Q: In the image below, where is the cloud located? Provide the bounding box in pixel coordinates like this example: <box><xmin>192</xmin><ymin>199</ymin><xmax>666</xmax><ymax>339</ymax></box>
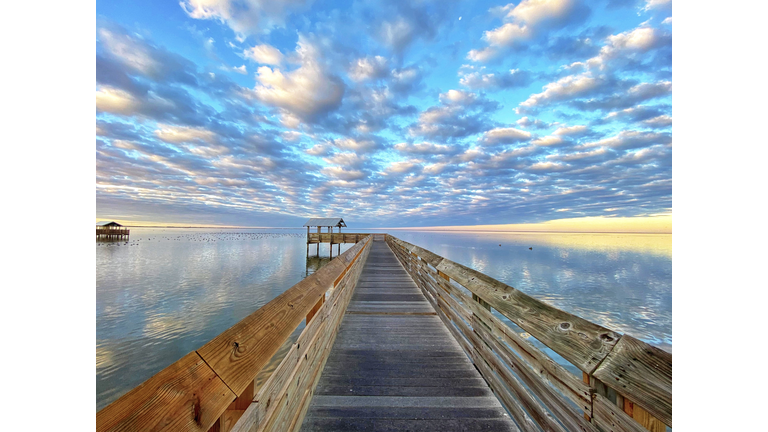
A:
<box><xmin>581</xmin><ymin>130</ymin><xmax>671</xmax><ymax>150</ymax></box>
<box><xmin>642</xmin><ymin>115</ymin><xmax>672</xmax><ymax>128</ymax></box>
<box><xmin>479</xmin><ymin>127</ymin><xmax>532</xmax><ymax>146</ymax></box>
<box><xmin>572</xmin><ymin>80</ymin><xmax>671</xmax><ymax>111</ymax></box>
<box><xmin>408</xmin><ymin>91</ymin><xmax>499</xmax><ymax>141</ymax></box>
<box><xmin>468</xmin><ymin>0</ymin><xmax>591</xmax><ymax>61</ymax></box>
<box><xmin>244</xmin><ymin>44</ymin><xmax>284</xmax><ymax>65</ymax></box>
<box><xmin>394</xmin><ymin>142</ymin><xmax>458</xmax><ymax>155</ymax></box>
<box><xmin>154</xmin><ymin>124</ymin><xmax>217</xmax><ymax>144</ymax></box>
<box><xmin>349</xmin><ymin>56</ymin><xmax>389</xmax><ymax>82</ymax></box>
<box><xmin>516</xmin><ymin>116</ymin><xmax>551</xmax><ymax>129</ymax></box>
<box><xmin>519</xmin><ymin>73</ymin><xmax>605</xmax><ymax>109</ymax></box>
<box><xmin>388</xmin><ymin>65</ymin><xmax>423</xmax><ymax>94</ymax></box>
<box><xmin>180</xmin><ymin>0</ymin><xmax>313</xmax><ymax>39</ymax></box>
<box><xmin>459</xmin><ymin>68</ymin><xmax>534</xmax><ymax>90</ymax></box>
<box><xmin>251</xmin><ymin>36</ymin><xmax>345</xmax><ymax>124</ymax></box>
<box><xmin>553</xmin><ymin>125</ymin><xmax>589</xmax><ymax>137</ymax></box>
<box><xmin>531</xmin><ymin>135</ymin><xmax>565</xmax><ymax>146</ymax></box>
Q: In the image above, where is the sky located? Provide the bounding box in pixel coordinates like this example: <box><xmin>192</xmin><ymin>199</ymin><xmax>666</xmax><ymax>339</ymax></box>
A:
<box><xmin>95</xmin><ymin>0</ymin><xmax>672</xmax><ymax>228</ymax></box>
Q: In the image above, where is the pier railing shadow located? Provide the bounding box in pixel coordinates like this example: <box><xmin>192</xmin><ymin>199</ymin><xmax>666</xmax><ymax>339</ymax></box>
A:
<box><xmin>386</xmin><ymin>234</ymin><xmax>671</xmax><ymax>432</ymax></box>
<box><xmin>96</xmin><ymin>235</ymin><xmax>373</xmax><ymax>432</ymax></box>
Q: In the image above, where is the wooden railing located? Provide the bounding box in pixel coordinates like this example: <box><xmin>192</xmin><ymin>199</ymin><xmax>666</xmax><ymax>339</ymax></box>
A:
<box><xmin>307</xmin><ymin>233</ymin><xmax>369</xmax><ymax>244</ymax></box>
<box><xmin>96</xmin><ymin>235</ymin><xmax>373</xmax><ymax>432</ymax></box>
<box><xmin>386</xmin><ymin>235</ymin><xmax>671</xmax><ymax>432</ymax></box>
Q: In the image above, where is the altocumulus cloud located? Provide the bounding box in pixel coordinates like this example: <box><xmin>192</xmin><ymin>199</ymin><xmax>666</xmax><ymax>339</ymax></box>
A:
<box><xmin>96</xmin><ymin>0</ymin><xmax>672</xmax><ymax>227</ymax></box>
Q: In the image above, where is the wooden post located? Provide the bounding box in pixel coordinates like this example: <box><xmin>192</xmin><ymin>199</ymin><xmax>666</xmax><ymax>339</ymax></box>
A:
<box><xmin>583</xmin><ymin>373</ymin><xmax>592</xmax><ymax>422</ymax></box>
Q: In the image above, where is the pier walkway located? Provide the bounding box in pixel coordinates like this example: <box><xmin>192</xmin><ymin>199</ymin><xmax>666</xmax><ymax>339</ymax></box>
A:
<box><xmin>301</xmin><ymin>238</ymin><xmax>516</xmax><ymax>431</ymax></box>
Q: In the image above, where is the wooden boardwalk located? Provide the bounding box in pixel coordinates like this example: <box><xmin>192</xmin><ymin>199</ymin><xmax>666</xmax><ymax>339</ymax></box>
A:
<box><xmin>300</xmin><ymin>238</ymin><xmax>518</xmax><ymax>431</ymax></box>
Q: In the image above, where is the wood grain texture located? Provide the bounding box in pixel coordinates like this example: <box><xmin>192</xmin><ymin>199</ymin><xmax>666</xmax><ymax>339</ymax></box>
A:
<box><xmin>592</xmin><ymin>394</ymin><xmax>650</xmax><ymax>432</ymax></box>
<box><xmin>96</xmin><ymin>352</ymin><xmax>236</xmax><ymax>432</ymax></box>
<box><xmin>592</xmin><ymin>335</ymin><xmax>671</xmax><ymax>427</ymax></box>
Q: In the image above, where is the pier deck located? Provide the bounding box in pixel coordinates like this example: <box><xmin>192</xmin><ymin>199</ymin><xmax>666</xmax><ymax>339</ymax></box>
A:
<box><xmin>300</xmin><ymin>238</ymin><xmax>517</xmax><ymax>431</ymax></box>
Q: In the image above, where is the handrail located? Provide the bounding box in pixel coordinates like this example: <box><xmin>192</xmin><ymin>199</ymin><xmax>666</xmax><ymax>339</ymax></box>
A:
<box><xmin>386</xmin><ymin>234</ymin><xmax>671</xmax><ymax>431</ymax></box>
<box><xmin>97</xmin><ymin>235</ymin><xmax>373</xmax><ymax>432</ymax></box>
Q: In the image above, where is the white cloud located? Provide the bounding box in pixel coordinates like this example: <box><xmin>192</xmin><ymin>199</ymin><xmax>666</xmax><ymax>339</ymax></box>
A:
<box><xmin>469</xmin><ymin>0</ymin><xmax>586</xmax><ymax>61</ymax></box>
<box><xmin>439</xmin><ymin>89</ymin><xmax>477</xmax><ymax>105</ymax></box>
<box><xmin>642</xmin><ymin>115</ymin><xmax>672</xmax><ymax>127</ymax></box>
<box><xmin>553</xmin><ymin>125</ymin><xmax>588</xmax><ymax>136</ymax></box>
<box><xmin>252</xmin><ymin>37</ymin><xmax>344</xmax><ymax>123</ymax></box>
<box><xmin>180</xmin><ymin>0</ymin><xmax>312</xmax><ymax>38</ymax></box>
<box><xmin>479</xmin><ymin>127</ymin><xmax>532</xmax><ymax>146</ymax></box>
<box><xmin>321</xmin><ymin>166</ymin><xmax>366</xmax><ymax>181</ymax></box>
<box><xmin>154</xmin><ymin>125</ymin><xmax>216</xmax><ymax>143</ymax></box>
<box><xmin>333</xmin><ymin>137</ymin><xmax>378</xmax><ymax>153</ymax></box>
<box><xmin>519</xmin><ymin>73</ymin><xmax>599</xmax><ymax>108</ymax></box>
<box><xmin>394</xmin><ymin>142</ymin><xmax>455</xmax><ymax>155</ymax></box>
<box><xmin>467</xmin><ymin>47</ymin><xmax>498</xmax><ymax>62</ymax></box>
<box><xmin>645</xmin><ymin>0</ymin><xmax>671</xmax><ymax>11</ymax></box>
<box><xmin>96</xmin><ymin>87</ymin><xmax>139</xmax><ymax>115</ymax></box>
<box><xmin>244</xmin><ymin>44</ymin><xmax>284</xmax><ymax>65</ymax></box>
<box><xmin>349</xmin><ymin>56</ymin><xmax>388</xmax><ymax>82</ymax></box>
<box><xmin>532</xmin><ymin>135</ymin><xmax>564</xmax><ymax>146</ymax></box>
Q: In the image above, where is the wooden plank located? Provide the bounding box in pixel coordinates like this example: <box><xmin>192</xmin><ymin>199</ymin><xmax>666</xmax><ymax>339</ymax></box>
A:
<box><xmin>592</xmin><ymin>394</ymin><xmax>649</xmax><ymax>432</ymax></box>
<box><xmin>592</xmin><ymin>335</ymin><xmax>671</xmax><ymax>427</ymax></box>
<box><xmin>471</xmin><ymin>347</ymin><xmax>539</xmax><ymax>432</ymax></box>
<box><xmin>97</xmin><ymin>352</ymin><xmax>236</xmax><ymax>432</ymax></box>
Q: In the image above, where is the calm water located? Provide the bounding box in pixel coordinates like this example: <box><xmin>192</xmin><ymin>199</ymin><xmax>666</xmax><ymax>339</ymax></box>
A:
<box><xmin>96</xmin><ymin>228</ymin><xmax>671</xmax><ymax>410</ymax></box>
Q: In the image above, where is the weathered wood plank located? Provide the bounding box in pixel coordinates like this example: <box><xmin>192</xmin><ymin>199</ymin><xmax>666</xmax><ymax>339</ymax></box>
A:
<box><xmin>96</xmin><ymin>352</ymin><xmax>236</xmax><ymax>432</ymax></box>
<box><xmin>592</xmin><ymin>335</ymin><xmax>671</xmax><ymax>427</ymax></box>
<box><xmin>592</xmin><ymin>394</ymin><xmax>649</xmax><ymax>432</ymax></box>
<box><xmin>623</xmin><ymin>400</ymin><xmax>665</xmax><ymax>432</ymax></box>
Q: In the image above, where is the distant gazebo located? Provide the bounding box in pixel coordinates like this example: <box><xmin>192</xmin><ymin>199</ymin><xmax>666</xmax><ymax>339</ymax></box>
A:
<box><xmin>303</xmin><ymin>218</ymin><xmax>348</xmax><ymax>256</ymax></box>
<box><xmin>96</xmin><ymin>221</ymin><xmax>130</xmax><ymax>239</ymax></box>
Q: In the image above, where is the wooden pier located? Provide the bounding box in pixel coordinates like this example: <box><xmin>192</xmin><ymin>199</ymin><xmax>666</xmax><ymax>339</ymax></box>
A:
<box><xmin>96</xmin><ymin>221</ymin><xmax>129</xmax><ymax>240</ymax></box>
<box><xmin>96</xmin><ymin>234</ymin><xmax>671</xmax><ymax>432</ymax></box>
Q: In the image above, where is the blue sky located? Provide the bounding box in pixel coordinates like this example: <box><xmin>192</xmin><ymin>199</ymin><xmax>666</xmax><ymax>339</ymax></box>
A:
<box><xmin>95</xmin><ymin>0</ymin><xmax>672</xmax><ymax>227</ymax></box>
